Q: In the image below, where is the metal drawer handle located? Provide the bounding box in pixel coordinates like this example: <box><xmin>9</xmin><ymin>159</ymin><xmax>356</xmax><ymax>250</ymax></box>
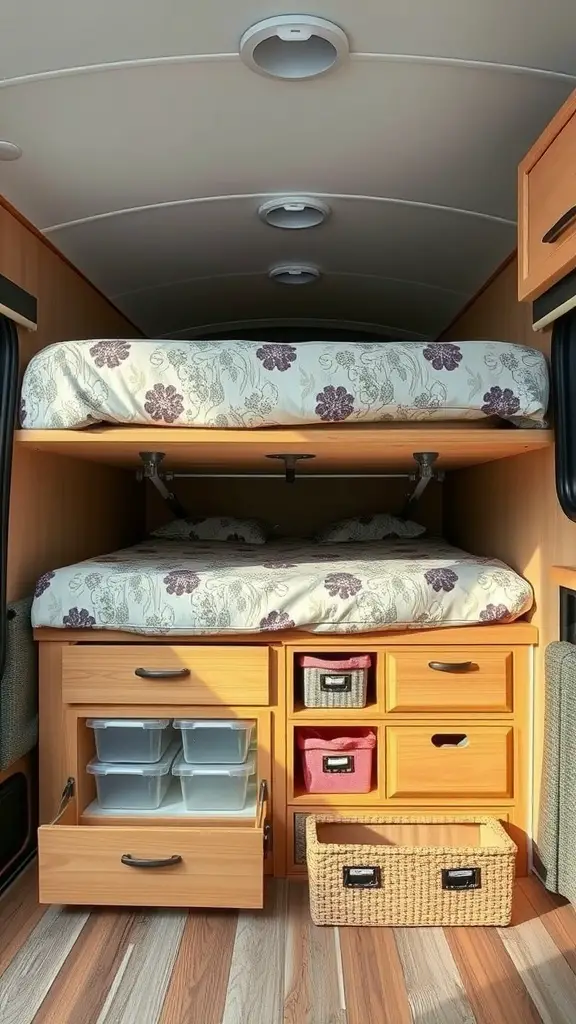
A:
<box><xmin>428</xmin><ymin>661</ymin><xmax>472</xmax><ymax>673</ymax></box>
<box><xmin>121</xmin><ymin>854</ymin><xmax>182</xmax><ymax>868</ymax></box>
<box><xmin>431</xmin><ymin>734</ymin><xmax>469</xmax><ymax>748</ymax></box>
<box><xmin>134</xmin><ymin>667</ymin><xmax>191</xmax><ymax>679</ymax></box>
<box><xmin>542</xmin><ymin>206</ymin><xmax>576</xmax><ymax>244</ymax></box>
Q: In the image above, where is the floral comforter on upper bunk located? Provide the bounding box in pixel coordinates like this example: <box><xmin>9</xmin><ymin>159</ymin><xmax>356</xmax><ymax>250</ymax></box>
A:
<box><xmin>19</xmin><ymin>339</ymin><xmax>549</xmax><ymax>429</ymax></box>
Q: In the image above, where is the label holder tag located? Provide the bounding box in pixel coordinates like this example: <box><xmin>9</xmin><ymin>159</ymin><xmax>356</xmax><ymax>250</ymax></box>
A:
<box><xmin>343</xmin><ymin>866</ymin><xmax>381</xmax><ymax>889</ymax></box>
<box><xmin>441</xmin><ymin>867</ymin><xmax>481</xmax><ymax>891</ymax></box>
<box><xmin>322</xmin><ymin>754</ymin><xmax>354</xmax><ymax>774</ymax></box>
<box><xmin>320</xmin><ymin>672</ymin><xmax>353</xmax><ymax>693</ymax></box>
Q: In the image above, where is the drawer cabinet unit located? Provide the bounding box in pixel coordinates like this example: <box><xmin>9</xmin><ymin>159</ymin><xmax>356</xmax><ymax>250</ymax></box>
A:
<box><xmin>385</xmin><ymin>725</ymin><xmax>514</xmax><ymax>801</ymax></box>
<box><xmin>385</xmin><ymin>648</ymin><xmax>514</xmax><ymax>713</ymax></box>
<box><xmin>518</xmin><ymin>89</ymin><xmax>576</xmax><ymax>301</ymax></box>
<box><xmin>62</xmin><ymin>645</ymin><xmax>270</xmax><ymax>705</ymax></box>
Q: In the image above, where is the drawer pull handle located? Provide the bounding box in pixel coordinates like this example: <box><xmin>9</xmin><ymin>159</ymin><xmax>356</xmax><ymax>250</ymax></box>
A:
<box><xmin>134</xmin><ymin>667</ymin><xmax>191</xmax><ymax>679</ymax></box>
<box><xmin>121</xmin><ymin>854</ymin><xmax>182</xmax><ymax>868</ymax></box>
<box><xmin>428</xmin><ymin>661</ymin><xmax>472</xmax><ymax>673</ymax></box>
<box><xmin>431</xmin><ymin>733</ymin><xmax>469</xmax><ymax>748</ymax></box>
<box><xmin>542</xmin><ymin>206</ymin><xmax>576</xmax><ymax>244</ymax></box>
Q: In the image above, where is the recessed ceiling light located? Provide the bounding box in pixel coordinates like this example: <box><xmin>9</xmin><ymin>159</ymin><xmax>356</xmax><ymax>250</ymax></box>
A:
<box><xmin>240</xmin><ymin>16</ymin><xmax>349</xmax><ymax>81</ymax></box>
<box><xmin>269</xmin><ymin>264</ymin><xmax>321</xmax><ymax>285</ymax></box>
<box><xmin>259</xmin><ymin>197</ymin><xmax>331</xmax><ymax>230</ymax></box>
<box><xmin>0</xmin><ymin>141</ymin><xmax>22</xmax><ymax>162</ymax></box>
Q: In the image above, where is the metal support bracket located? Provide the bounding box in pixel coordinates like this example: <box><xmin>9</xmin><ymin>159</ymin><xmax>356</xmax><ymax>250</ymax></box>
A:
<box><xmin>265</xmin><ymin>453</ymin><xmax>315</xmax><ymax>484</ymax></box>
<box><xmin>401</xmin><ymin>452</ymin><xmax>445</xmax><ymax>518</ymax></box>
<box><xmin>137</xmin><ymin>452</ymin><xmax>189</xmax><ymax>518</ymax></box>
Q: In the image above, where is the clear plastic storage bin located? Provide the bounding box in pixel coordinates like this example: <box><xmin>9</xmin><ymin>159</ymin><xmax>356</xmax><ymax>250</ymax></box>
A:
<box><xmin>87</xmin><ymin>741</ymin><xmax>180</xmax><ymax>810</ymax></box>
<box><xmin>87</xmin><ymin>718</ymin><xmax>173</xmax><ymax>764</ymax></box>
<box><xmin>172</xmin><ymin>754</ymin><xmax>255</xmax><ymax>811</ymax></box>
<box><xmin>174</xmin><ymin>719</ymin><xmax>254</xmax><ymax>764</ymax></box>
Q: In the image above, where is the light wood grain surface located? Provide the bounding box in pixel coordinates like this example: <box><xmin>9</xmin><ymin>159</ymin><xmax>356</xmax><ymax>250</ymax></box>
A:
<box><xmin>2</xmin><ymin>873</ymin><xmax>576</xmax><ymax>1022</ymax></box>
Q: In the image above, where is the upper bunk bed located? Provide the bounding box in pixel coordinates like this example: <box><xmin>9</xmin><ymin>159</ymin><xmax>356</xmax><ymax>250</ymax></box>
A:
<box><xmin>16</xmin><ymin>338</ymin><xmax>553</xmax><ymax>472</ymax></box>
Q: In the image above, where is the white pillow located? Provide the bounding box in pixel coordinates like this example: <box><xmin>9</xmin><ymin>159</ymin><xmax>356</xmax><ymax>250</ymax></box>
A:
<box><xmin>151</xmin><ymin>516</ymin><xmax>270</xmax><ymax>544</ymax></box>
<box><xmin>315</xmin><ymin>513</ymin><xmax>426</xmax><ymax>543</ymax></box>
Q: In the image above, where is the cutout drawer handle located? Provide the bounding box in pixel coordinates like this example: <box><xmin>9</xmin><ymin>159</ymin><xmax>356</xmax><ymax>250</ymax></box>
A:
<box><xmin>121</xmin><ymin>854</ymin><xmax>182</xmax><ymax>868</ymax></box>
<box><xmin>134</xmin><ymin>667</ymin><xmax>191</xmax><ymax>679</ymax></box>
<box><xmin>431</xmin><ymin>733</ymin><xmax>469</xmax><ymax>748</ymax></box>
<box><xmin>428</xmin><ymin>661</ymin><xmax>472</xmax><ymax>673</ymax></box>
<box><xmin>542</xmin><ymin>206</ymin><xmax>576</xmax><ymax>244</ymax></box>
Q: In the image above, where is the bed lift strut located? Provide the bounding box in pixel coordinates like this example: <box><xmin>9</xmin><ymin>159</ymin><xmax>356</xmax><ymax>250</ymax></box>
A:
<box><xmin>136</xmin><ymin>450</ymin><xmax>444</xmax><ymax>517</ymax></box>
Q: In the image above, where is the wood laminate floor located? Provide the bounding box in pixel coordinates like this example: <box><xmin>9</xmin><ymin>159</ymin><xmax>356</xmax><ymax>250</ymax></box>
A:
<box><xmin>1</xmin><ymin>867</ymin><xmax>576</xmax><ymax>1024</ymax></box>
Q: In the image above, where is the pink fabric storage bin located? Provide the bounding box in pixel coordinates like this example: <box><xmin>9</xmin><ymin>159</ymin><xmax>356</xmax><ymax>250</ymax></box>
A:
<box><xmin>297</xmin><ymin>728</ymin><xmax>376</xmax><ymax>794</ymax></box>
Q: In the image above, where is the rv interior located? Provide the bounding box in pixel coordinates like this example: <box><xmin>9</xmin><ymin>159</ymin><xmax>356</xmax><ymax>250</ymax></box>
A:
<box><xmin>1</xmin><ymin>4</ymin><xmax>576</xmax><ymax>1022</ymax></box>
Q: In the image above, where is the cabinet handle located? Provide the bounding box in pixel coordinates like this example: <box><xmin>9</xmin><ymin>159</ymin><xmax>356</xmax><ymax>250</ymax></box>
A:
<box><xmin>121</xmin><ymin>854</ymin><xmax>182</xmax><ymax>868</ymax></box>
<box><xmin>134</xmin><ymin>667</ymin><xmax>191</xmax><ymax>679</ymax></box>
<box><xmin>431</xmin><ymin>734</ymin><xmax>469</xmax><ymax>748</ymax></box>
<box><xmin>542</xmin><ymin>206</ymin><xmax>576</xmax><ymax>244</ymax></box>
<box><xmin>428</xmin><ymin>661</ymin><xmax>472</xmax><ymax>673</ymax></box>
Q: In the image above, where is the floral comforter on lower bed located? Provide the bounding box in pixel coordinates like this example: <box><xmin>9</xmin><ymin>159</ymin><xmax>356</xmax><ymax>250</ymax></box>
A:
<box><xmin>20</xmin><ymin>338</ymin><xmax>548</xmax><ymax>429</ymax></box>
<box><xmin>31</xmin><ymin>538</ymin><xmax>533</xmax><ymax>635</ymax></box>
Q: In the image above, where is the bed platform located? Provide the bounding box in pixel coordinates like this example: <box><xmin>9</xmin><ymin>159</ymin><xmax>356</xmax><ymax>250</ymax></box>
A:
<box><xmin>32</xmin><ymin>537</ymin><xmax>533</xmax><ymax>636</ymax></box>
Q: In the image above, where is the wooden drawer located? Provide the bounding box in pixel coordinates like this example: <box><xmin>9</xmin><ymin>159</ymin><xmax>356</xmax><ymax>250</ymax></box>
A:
<box><xmin>288</xmin><ymin>805</ymin><xmax>512</xmax><ymax>873</ymax></box>
<box><xmin>386</xmin><ymin>725</ymin><xmax>513</xmax><ymax>800</ymax></box>
<box><xmin>385</xmin><ymin>648</ymin><xmax>513</xmax><ymax>713</ymax></box>
<box><xmin>519</xmin><ymin>92</ymin><xmax>576</xmax><ymax>301</ymax></box>
<box><xmin>62</xmin><ymin>645</ymin><xmax>270</xmax><ymax>705</ymax></box>
<box><xmin>38</xmin><ymin>780</ymin><xmax>270</xmax><ymax>908</ymax></box>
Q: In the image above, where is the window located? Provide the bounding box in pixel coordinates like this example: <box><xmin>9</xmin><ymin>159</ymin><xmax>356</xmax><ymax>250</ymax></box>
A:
<box><xmin>551</xmin><ymin>308</ymin><xmax>576</xmax><ymax>521</ymax></box>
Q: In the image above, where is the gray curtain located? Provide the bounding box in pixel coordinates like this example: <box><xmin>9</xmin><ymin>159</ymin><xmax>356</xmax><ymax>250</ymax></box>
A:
<box><xmin>0</xmin><ymin>596</ymin><xmax>37</xmax><ymax>772</ymax></box>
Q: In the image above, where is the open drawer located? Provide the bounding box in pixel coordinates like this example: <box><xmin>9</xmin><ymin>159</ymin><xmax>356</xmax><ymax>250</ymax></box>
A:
<box><xmin>38</xmin><ymin>781</ymin><xmax>270</xmax><ymax>908</ymax></box>
<box><xmin>38</xmin><ymin>707</ymin><xmax>272</xmax><ymax>908</ymax></box>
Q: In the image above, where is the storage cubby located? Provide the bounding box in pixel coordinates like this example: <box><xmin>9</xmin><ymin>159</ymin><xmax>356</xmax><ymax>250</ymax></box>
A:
<box><xmin>288</xmin><ymin>646</ymin><xmax>381</xmax><ymax>718</ymax></box>
<box><xmin>290</xmin><ymin>724</ymin><xmax>380</xmax><ymax>804</ymax></box>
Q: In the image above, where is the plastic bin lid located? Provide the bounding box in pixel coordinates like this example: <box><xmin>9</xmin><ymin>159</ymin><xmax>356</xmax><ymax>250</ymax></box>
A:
<box><xmin>173</xmin><ymin>719</ymin><xmax>254</xmax><ymax>731</ymax></box>
<box><xmin>87</xmin><ymin>740</ymin><xmax>181</xmax><ymax>776</ymax></box>
<box><xmin>87</xmin><ymin>718</ymin><xmax>171</xmax><ymax>730</ymax></box>
<box><xmin>172</xmin><ymin>753</ymin><xmax>256</xmax><ymax>777</ymax></box>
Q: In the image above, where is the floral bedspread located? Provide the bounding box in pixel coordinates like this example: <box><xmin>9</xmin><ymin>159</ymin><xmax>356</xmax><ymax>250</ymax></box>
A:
<box><xmin>31</xmin><ymin>538</ymin><xmax>533</xmax><ymax>635</ymax></box>
<box><xmin>20</xmin><ymin>339</ymin><xmax>548</xmax><ymax>429</ymax></box>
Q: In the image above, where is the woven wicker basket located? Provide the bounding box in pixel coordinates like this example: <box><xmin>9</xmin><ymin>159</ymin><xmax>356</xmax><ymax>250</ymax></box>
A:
<box><xmin>306</xmin><ymin>814</ymin><xmax>516</xmax><ymax>927</ymax></box>
<box><xmin>299</xmin><ymin>655</ymin><xmax>370</xmax><ymax>709</ymax></box>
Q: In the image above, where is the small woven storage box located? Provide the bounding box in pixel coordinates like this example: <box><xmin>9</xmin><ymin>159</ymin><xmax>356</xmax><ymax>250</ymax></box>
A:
<box><xmin>299</xmin><ymin>654</ymin><xmax>371</xmax><ymax>708</ymax></box>
<box><xmin>306</xmin><ymin>814</ymin><xmax>516</xmax><ymax>927</ymax></box>
<box><xmin>297</xmin><ymin>729</ymin><xmax>376</xmax><ymax>794</ymax></box>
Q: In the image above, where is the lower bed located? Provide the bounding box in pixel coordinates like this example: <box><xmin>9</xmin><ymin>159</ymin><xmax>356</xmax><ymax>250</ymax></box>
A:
<box><xmin>31</xmin><ymin>538</ymin><xmax>533</xmax><ymax>635</ymax></box>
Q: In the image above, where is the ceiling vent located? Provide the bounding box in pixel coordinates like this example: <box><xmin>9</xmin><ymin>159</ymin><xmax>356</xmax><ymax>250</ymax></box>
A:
<box><xmin>269</xmin><ymin>264</ymin><xmax>322</xmax><ymax>285</ymax></box>
<box><xmin>259</xmin><ymin>197</ymin><xmax>331</xmax><ymax>229</ymax></box>
<box><xmin>0</xmin><ymin>141</ymin><xmax>22</xmax><ymax>161</ymax></box>
<box><xmin>239</xmin><ymin>16</ymin><xmax>349</xmax><ymax>81</ymax></box>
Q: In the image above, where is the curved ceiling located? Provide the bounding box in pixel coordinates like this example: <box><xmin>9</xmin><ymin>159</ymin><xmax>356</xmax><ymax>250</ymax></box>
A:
<box><xmin>0</xmin><ymin>2</ymin><xmax>574</xmax><ymax>338</ymax></box>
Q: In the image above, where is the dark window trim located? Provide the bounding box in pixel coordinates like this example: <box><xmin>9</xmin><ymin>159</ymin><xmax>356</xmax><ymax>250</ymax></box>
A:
<box><xmin>0</xmin><ymin>316</ymin><xmax>19</xmax><ymax>681</ymax></box>
<box><xmin>560</xmin><ymin>586</ymin><xmax>576</xmax><ymax>644</ymax></box>
<box><xmin>551</xmin><ymin>308</ymin><xmax>576</xmax><ymax>521</ymax></box>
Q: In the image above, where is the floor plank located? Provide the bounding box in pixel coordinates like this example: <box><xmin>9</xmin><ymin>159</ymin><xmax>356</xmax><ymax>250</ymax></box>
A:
<box><xmin>445</xmin><ymin>926</ymin><xmax>543</xmax><ymax>1024</ymax></box>
<box><xmin>498</xmin><ymin>885</ymin><xmax>576</xmax><ymax>1024</ymax></box>
<box><xmin>221</xmin><ymin>880</ymin><xmax>287</xmax><ymax>1024</ymax></box>
<box><xmin>31</xmin><ymin>910</ymin><xmax>135</xmax><ymax>1024</ymax></box>
<box><xmin>0</xmin><ymin>905</ymin><xmax>89</xmax><ymax>1024</ymax></box>
<box><xmin>158</xmin><ymin>910</ymin><xmax>237</xmax><ymax>1024</ymax></box>
<box><xmin>94</xmin><ymin>909</ymin><xmax>187</xmax><ymax>1024</ymax></box>
<box><xmin>340</xmin><ymin>926</ymin><xmax>412</xmax><ymax>1024</ymax></box>
<box><xmin>394</xmin><ymin>927</ymin><xmax>477</xmax><ymax>1024</ymax></box>
<box><xmin>283</xmin><ymin>882</ymin><xmax>346</xmax><ymax>1024</ymax></box>
<box><xmin>519</xmin><ymin>876</ymin><xmax>576</xmax><ymax>974</ymax></box>
<box><xmin>0</xmin><ymin>865</ymin><xmax>46</xmax><ymax>979</ymax></box>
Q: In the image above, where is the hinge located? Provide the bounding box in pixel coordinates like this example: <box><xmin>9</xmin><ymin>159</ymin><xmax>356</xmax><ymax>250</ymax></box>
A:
<box><xmin>264</xmin><ymin>821</ymin><xmax>273</xmax><ymax>855</ymax></box>
<box><xmin>51</xmin><ymin>777</ymin><xmax>75</xmax><ymax>825</ymax></box>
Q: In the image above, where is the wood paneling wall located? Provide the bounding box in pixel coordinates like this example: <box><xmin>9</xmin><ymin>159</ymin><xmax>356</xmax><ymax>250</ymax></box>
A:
<box><xmin>440</xmin><ymin>256</ymin><xmax>575</xmax><ymax>828</ymax></box>
<box><xmin>146</xmin><ymin>477</ymin><xmax>443</xmax><ymax>538</ymax></box>
<box><xmin>0</xmin><ymin>200</ymin><xmax>144</xmax><ymax>603</ymax></box>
